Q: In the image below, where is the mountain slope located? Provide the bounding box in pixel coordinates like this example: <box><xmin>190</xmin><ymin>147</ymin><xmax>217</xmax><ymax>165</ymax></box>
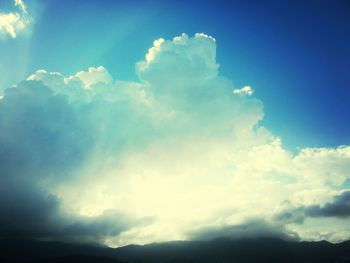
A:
<box><xmin>0</xmin><ymin>238</ymin><xmax>350</xmax><ymax>263</ymax></box>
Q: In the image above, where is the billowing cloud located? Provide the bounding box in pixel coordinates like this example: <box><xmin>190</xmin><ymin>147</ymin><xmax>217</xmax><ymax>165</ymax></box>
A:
<box><xmin>0</xmin><ymin>33</ymin><xmax>349</xmax><ymax>246</ymax></box>
<box><xmin>0</xmin><ymin>0</ymin><xmax>30</xmax><ymax>38</ymax></box>
<box><xmin>0</xmin><ymin>80</ymin><xmax>138</xmax><ymax>242</ymax></box>
<box><xmin>233</xmin><ymin>86</ymin><xmax>254</xmax><ymax>96</ymax></box>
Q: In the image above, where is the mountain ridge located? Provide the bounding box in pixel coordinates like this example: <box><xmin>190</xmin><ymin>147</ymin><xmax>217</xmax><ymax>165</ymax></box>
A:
<box><xmin>1</xmin><ymin>237</ymin><xmax>350</xmax><ymax>263</ymax></box>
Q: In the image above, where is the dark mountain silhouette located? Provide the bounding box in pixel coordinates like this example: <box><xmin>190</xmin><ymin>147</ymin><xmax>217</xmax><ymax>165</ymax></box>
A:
<box><xmin>0</xmin><ymin>237</ymin><xmax>350</xmax><ymax>263</ymax></box>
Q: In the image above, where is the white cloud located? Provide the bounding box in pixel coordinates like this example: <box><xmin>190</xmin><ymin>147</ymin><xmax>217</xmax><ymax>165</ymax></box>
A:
<box><xmin>145</xmin><ymin>38</ymin><xmax>165</xmax><ymax>63</ymax></box>
<box><xmin>0</xmin><ymin>0</ymin><xmax>29</xmax><ymax>38</ymax></box>
<box><xmin>234</xmin><ymin>85</ymin><xmax>254</xmax><ymax>96</ymax></box>
<box><xmin>195</xmin><ymin>32</ymin><xmax>216</xmax><ymax>42</ymax></box>
<box><xmin>14</xmin><ymin>0</ymin><xmax>27</xmax><ymax>13</ymax></box>
<box><xmin>74</xmin><ymin>66</ymin><xmax>113</xmax><ymax>89</ymax></box>
<box><xmin>1</xmin><ymin>33</ymin><xmax>350</xmax><ymax>246</ymax></box>
<box><xmin>137</xmin><ymin>33</ymin><xmax>219</xmax><ymax>86</ymax></box>
<box><xmin>28</xmin><ymin>67</ymin><xmax>120</xmax><ymax>102</ymax></box>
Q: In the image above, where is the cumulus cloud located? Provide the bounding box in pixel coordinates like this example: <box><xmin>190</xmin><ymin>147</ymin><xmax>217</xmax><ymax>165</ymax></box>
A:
<box><xmin>0</xmin><ymin>76</ymin><xmax>157</xmax><ymax>241</ymax></box>
<box><xmin>0</xmin><ymin>0</ymin><xmax>30</xmax><ymax>38</ymax></box>
<box><xmin>233</xmin><ymin>85</ymin><xmax>254</xmax><ymax>96</ymax></box>
<box><xmin>137</xmin><ymin>33</ymin><xmax>219</xmax><ymax>87</ymax></box>
<box><xmin>0</xmin><ymin>33</ymin><xmax>349</xmax><ymax>246</ymax></box>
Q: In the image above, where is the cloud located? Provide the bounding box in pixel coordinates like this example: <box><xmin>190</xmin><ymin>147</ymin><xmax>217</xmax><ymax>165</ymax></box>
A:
<box><xmin>0</xmin><ymin>79</ymin><xmax>147</xmax><ymax>242</ymax></box>
<box><xmin>73</xmin><ymin>66</ymin><xmax>113</xmax><ymax>89</ymax></box>
<box><xmin>14</xmin><ymin>0</ymin><xmax>27</xmax><ymax>13</ymax></box>
<box><xmin>0</xmin><ymin>33</ymin><xmax>349</xmax><ymax>246</ymax></box>
<box><xmin>137</xmin><ymin>33</ymin><xmax>219</xmax><ymax>87</ymax></box>
<box><xmin>0</xmin><ymin>0</ymin><xmax>30</xmax><ymax>38</ymax></box>
<box><xmin>233</xmin><ymin>86</ymin><xmax>254</xmax><ymax>96</ymax></box>
<box><xmin>304</xmin><ymin>191</ymin><xmax>350</xmax><ymax>218</ymax></box>
<box><xmin>0</xmin><ymin>183</ymin><xmax>60</xmax><ymax>237</ymax></box>
<box><xmin>188</xmin><ymin>219</ymin><xmax>299</xmax><ymax>242</ymax></box>
<box><xmin>274</xmin><ymin>191</ymin><xmax>350</xmax><ymax>224</ymax></box>
<box><xmin>58</xmin><ymin>211</ymin><xmax>146</xmax><ymax>244</ymax></box>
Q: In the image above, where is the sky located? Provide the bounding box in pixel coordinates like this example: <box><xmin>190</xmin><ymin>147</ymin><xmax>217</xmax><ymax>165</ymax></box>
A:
<box><xmin>0</xmin><ymin>0</ymin><xmax>349</xmax><ymax>247</ymax></box>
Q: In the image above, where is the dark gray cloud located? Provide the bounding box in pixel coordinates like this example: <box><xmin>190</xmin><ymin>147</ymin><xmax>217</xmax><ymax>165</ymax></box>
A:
<box><xmin>304</xmin><ymin>191</ymin><xmax>350</xmax><ymax>218</ymax></box>
<box><xmin>273</xmin><ymin>191</ymin><xmax>350</xmax><ymax>227</ymax></box>
<box><xmin>0</xmin><ymin>80</ymin><xmax>88</xmax><ymax>238</ymax></box>
<box><xmin>0</xmin><ymin>80</ymin><xmax>93</xmax><ymax>176</ymax></box>
<box><xmin>0</xmin><ymin>80</ymin><xmax>148</xmax><ymax>242</ymax></box>
<box><xmin>0</xmin><ymin>184</ymin><xmax>60</xmax><ymax>237</ymax></box>
<box><xmin>272</xmin><ymin>203</ymin><xmax>306</xmax><ymax>225</ymax></box>
<box><xmin>188</xmin><ymin>219</ymin><xmax>300</xmax><ymax>242</ymax></box>
<box><xmin>58</xmin><ymin>211</ymin><xmax>141</xmax><ymax>244</ymax></box>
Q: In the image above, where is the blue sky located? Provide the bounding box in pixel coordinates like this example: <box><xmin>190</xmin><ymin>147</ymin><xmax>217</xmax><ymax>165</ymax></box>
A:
<box><xmin>0</xmin><ymin>0</ymin><xmax>350</xmax><ymax>246</ymax></box>
<box><xmin>1</xmin><ymin>0</ymin><xmax>349</xmax><ymax>150</ymax></box>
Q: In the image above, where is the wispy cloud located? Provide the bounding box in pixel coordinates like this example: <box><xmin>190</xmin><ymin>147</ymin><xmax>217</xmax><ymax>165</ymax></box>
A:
<box><xmin>0</xmin><ymin>0</ymin><xmax>29</xmax><ymax>38</ymax></box>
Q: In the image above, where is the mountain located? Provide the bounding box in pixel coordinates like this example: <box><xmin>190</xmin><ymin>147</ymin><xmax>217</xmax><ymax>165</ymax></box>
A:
<box><xmin>113</xmin><ymin>238</ymin><xmax>350</xmax><ymax>263</ymax></box>
<box><xmin>0</xmin><ymin>238</ymin><xmax>349</xmax><ymax>263</ymax></box>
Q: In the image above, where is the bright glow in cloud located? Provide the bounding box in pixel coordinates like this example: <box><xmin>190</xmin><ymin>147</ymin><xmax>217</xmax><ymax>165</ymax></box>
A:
<box><xmin>0</xmin><ymin>0</ymin><xmax>29</xmax><ymax>38</ymax></box>
<box><xmin>14</xmin><ymin>0</ymin><xmax>27</xmax><ymax>13</ymax></box>
<box><xmin>74</xmin><ymin>66</ymin><xmax>113</xmax><ymax>89</ymax></box>
<box><xmin>145</xmin><ymin>38</ymin><xmax>165</xmax><ymax>63</ymax></box>
<box><xmin>0</xmin><ymin>33</ymin><xmax>349</xmax><ymax>247</ymax></box>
